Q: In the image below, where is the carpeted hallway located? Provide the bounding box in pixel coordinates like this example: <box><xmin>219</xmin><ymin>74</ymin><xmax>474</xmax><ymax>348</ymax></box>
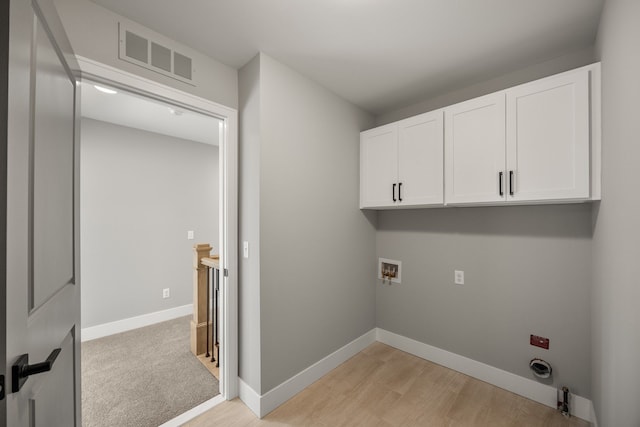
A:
<box><xmin>82</xmin><ymin>316</ymin><xmax>219</xmax><ymax>427</ymax></box>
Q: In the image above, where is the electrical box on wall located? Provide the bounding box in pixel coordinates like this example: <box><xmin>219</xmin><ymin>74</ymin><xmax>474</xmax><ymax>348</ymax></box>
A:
<box><xmin>530</xmin><ymin>334</ymin><xmax>550</xmax><ymax>350</ymax></box>
<box><xmin>379</xmin><ymin>258</ymin><xmax>402</xmax><ymax>284</ymax></box>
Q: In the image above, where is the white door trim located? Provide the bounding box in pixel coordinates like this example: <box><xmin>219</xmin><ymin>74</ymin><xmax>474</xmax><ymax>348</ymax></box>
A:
<box><xmin>75</xmin><ymin>56</ymin><xmax>239</xmax><ymax>401</ymax></box>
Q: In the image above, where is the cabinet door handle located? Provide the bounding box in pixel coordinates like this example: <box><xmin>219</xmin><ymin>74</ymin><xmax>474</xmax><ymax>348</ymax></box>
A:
<box><xmin>499</xmin><ymin>172</ymin><xmax>504</xmax><ymax>196</ymax></box>
<box><xmin>398</xmin><ymin>182</ymin><xmax>403</xmax><ymax>202</ymax></box>
<box><xmin>392</xmin><ymin>183</ymin><xmax>396</xmax><ymax>202</ymax></box>
<box><xmin>509</xmin><ymin>171</ymin><xmax>514</xmax><ymax>196</ymax></box>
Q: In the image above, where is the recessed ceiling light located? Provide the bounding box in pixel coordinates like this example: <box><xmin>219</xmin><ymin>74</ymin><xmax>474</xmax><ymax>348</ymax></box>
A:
<box><xmin>94</xmin><ymin>85</ymin><xmax>117</xmax><ymax>95</ymax></box>
<box><xmin>168</xmin><ymin>107</ymin><xmax>184</xmax><ymax>116</ymax></box>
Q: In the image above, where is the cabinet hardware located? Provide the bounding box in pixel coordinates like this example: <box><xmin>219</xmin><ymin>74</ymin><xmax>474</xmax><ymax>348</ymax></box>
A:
<box><xmin>392</xmin><ymin>183</ymin><xmax>396</xmax><ymax>202</ymax></box>
<box><xmin>398</xmin><ymin>182</ymin><xmax>403</xmax><ymax>202</ymax></box>
<box><xmin>499</xmin><ymin>172</ymin><xmax>504</xmax><ymax>196</ymax></box>
<box><xmin>509</xmin><ymin>171</ymin><xmax>514</xmax><ymax>196</ymax></box>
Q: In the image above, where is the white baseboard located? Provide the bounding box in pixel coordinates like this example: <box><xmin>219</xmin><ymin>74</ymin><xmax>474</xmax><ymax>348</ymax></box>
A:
<box><xmin>238</xmin><ymin>329</ymin><xmax>377</xmax><ymax>418</ymax></box>
<box><xmin>238</xmin><ymin>378</ymin><xmax>261</xmax><ymax>418</ymax></box>
<box><xmin>376</xmin><ymin>328</ymin><xmax>593</xmax><ymax>423</ymax></box>
<box><xmin>260</xmin><ymin>329</ymin><xmax>376</xmax><ymax>417</ymax></box>
<box><xmin>158</xmin><ymin>394</ymin><xmax>225</xmax><ymax>427</ymax></box>
<box><xmin>236</xmin><ymin>328</ymin><xmax>594</xmax><ymax>422</ymax></box>
<box><xmin>81</xmin><ymin>304</ymin><xmax>193</xmax><ymax>342</ymax></box>
<box><xmin>590</xmin><ymin>401</ymin><xmax>598</xmax><ymax>427</ymax></box>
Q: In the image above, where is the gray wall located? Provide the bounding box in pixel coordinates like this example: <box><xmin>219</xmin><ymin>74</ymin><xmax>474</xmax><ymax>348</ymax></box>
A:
<box><xmin>592</xmin><ymin>1</ymin><xmax>640</xmax><ymax>425</ymax></box>
<box><xmin>54</xmin><ymin>0</ymin><xmax>238</xmax><ymax>109</ymax></box>
<box><xmin>377</xmin><ymin>205</ymin><xmax>592</xmax><ymax>395</ymax></box>
<box><xmin>238</xmin><ymin>53</ymin><xmax>376</xmax><ymax>395</ymax></box>
<box><xmin>376</xmin><ymin>47</ymin><xmax>595</xmax><ymax>126</ymax></box>
<box><xmin>81</xmin><ymin>119</ymin><xmax>218</xmax><ymax>327</ymax></box>
<box><xmin>258</xmin><ymin>54</ymin><xmax>376</xmax><ymax>393</ymax></box>
<box><xmin>374</xmin><ymin>51</ymin><xmax>598</xmax><ymax>397</ymax></box>
<box><xmin>238</xmin><ymin>54</ymin><xmax>262</xmax><ymax>392</ymax></box>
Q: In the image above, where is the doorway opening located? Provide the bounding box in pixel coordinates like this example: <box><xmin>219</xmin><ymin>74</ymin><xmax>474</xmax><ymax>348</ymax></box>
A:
<box><xmin>76</xmin><ymin>58</ymin><xmax>238</xmax><ymax>426</ymax></box>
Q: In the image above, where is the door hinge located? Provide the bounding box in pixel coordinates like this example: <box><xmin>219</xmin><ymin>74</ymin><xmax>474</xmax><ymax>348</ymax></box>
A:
<box><xmin>0</xmin><ymin>374</ymin><xmax>5</xmax><ymax>400</ymax></box>
<box><xmin>224</xmin><ymin>268</ymin><xmax>229</xmax><ymax>277</ymax></box>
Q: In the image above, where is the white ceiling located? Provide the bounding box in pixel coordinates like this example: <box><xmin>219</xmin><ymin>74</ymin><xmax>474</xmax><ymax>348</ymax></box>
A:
<box><xmin>80</xmin><ymin>81</ymin><xmax>221</xmax><ymax>145</ymax></box>
<box><xmin>90</xmin><ymin>0</ymin><xmax>604</xmax><ymax>115</ymax></box>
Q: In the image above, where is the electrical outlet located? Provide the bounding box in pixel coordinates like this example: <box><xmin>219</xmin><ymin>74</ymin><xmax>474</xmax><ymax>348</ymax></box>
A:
<box><xmin>187</xmin><ymin>230</ymin><xmax>194</xmax><ymax>240</ymax></box>
<box><xmin>162</xmin><ymin>288</ymin><xmax>170</xmax><ymax>299</ymax></box>
<box><xmin>454</xmin><ymin>270</ymin><xmax>464</xmax><ymax>285</ymax></box>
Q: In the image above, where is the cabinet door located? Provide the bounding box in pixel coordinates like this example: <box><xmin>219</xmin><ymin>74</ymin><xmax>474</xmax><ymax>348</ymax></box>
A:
<box><xmin>398</xmin><ymin>110</ymin><xmax>444</xmax><ymax>206</ymax></box>
<box><xmin>506</xmin><ymin>70</ymin><xmax>590</xmax><ymax>202</ymax></box>
<box><xmin>445</xmin><ymin>93</ymin><xmax>506</xmax><ymax>204</ymax></box>
<box><xmin>360</xmin><ymin>123</ymin><xmax>398</xmax><ymax>208</ymax></box>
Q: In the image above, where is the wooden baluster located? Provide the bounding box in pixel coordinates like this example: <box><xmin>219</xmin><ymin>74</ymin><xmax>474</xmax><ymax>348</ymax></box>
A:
<box><xmin>190</xmin><ymin>243</ymin><xmax>212</xmax><ymax>356</ymax></box>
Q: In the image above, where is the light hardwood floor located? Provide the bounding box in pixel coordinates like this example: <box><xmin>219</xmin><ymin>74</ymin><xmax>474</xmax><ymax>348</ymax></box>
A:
<box><xmin>187</xmin><ymin>342</ymin><xmax>588</xmax><ymax>427</ymax></box>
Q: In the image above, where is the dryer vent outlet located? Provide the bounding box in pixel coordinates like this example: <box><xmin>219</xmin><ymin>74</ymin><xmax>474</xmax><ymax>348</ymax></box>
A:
<box><xmin>529</xmin><ymin>358</ymin><xmax>552</xmax><ymax>378</ymax></box>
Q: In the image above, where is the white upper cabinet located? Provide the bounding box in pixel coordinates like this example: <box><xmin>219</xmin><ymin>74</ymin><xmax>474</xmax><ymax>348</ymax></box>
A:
<box><xmin>360</xmin><ymin>63</ymin><xmax>600</xmax><ymax>209</ymax></box>
<box><xmin>360</xmin><ymin>123</ymin><xmax>398</xmax><ymax>208</ymax></box>
<box><xmin>444</xmin><ymin>65</ymin><xmax>599</xmax><ymax>206</ymax></box>
<box><xmin>360</xmin><ymin>110</ymin><xmax>443</xmax><ymax>208</ymax></box>
<box><xmin>445</xmin><ymin>93</ymin><xmax>506</xmax><ymax>205</ymax></box>
<box><xmin>398</xmin><ymin>111</ymin><xmax>444</xmax><ymax>207</ymax></box>
<box><xmin>506</xmin><ymin>71</ymin><xmax>590</xmax><ymax>202</ymax></box>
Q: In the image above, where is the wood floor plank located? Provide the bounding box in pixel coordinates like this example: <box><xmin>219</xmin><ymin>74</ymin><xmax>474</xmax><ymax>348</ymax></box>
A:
<box><xmin>370</xmin><ymin>351</ymin><xmax>426</xmax><ymax>395</ymax></box>
<box><xmin>189</xmin><ymin>344</ymin><xmax>589</xmax><ymax>427</ymax></box>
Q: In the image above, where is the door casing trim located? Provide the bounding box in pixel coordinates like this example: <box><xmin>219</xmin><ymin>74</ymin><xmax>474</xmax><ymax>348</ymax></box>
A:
<box><xmin>75</xmin><ymin>56</ymin><xmax>239</xmax><ymax>404</ymax></box>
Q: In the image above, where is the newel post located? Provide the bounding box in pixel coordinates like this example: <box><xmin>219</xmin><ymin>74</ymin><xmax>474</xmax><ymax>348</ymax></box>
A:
<box><xmin>191</xmin><ymin>243</ymin><xmax>212</xmax><ymax>355</ymax></box>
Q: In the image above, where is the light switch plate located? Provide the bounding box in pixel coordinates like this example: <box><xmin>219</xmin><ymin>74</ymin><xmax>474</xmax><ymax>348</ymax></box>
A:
<box><xmin>243</xmin><ymin>241</ymin><xmax>249</xmax><ymax>258</ymax></box>
<box><xmin>454</xmin><ymin>270</ymin><xmax>464</xmax><ymax>285</ymax></box>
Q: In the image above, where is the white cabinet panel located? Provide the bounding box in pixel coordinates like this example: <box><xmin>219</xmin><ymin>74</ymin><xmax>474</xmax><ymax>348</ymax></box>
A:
<box><xmin>506</xmin><ymin>70</ymin><xmax>590</xmax><ymax>202</ymax></box>
<box><xmin>361</xmin><ymin>63</ymin><xmax>599</xmax><ymax>210</ymax></box>
<box><xmin>398</xmin><ymin>111</ymin><xmax>443</xmax><ymax>206</ymax></box>
<box><xmin>360</xmin><ymin>111</ymin><xmax>444</xmax><ymax>209</ymax></box>
<box><xmin>445</xmin><ymin>93</ymin><xmax>506</xmax><ymax>205</ymax></box>
<box><xmin>360</xmin><ymin>124</ymin><xmax>398</xmax><ymax>208</ymax></box>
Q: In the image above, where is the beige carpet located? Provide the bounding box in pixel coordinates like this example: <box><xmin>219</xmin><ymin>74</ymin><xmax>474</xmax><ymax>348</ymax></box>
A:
<box><xmin>82</xmin><ymin>316</ymin><xmax>219</xmax><ymax>427</ymax></box>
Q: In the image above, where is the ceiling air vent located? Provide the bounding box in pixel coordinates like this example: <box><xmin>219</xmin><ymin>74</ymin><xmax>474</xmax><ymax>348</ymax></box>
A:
<box><xmin>119</xmin><ymin>23</ymin><xmax>195</xmax><ymax>86</ymax></box>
